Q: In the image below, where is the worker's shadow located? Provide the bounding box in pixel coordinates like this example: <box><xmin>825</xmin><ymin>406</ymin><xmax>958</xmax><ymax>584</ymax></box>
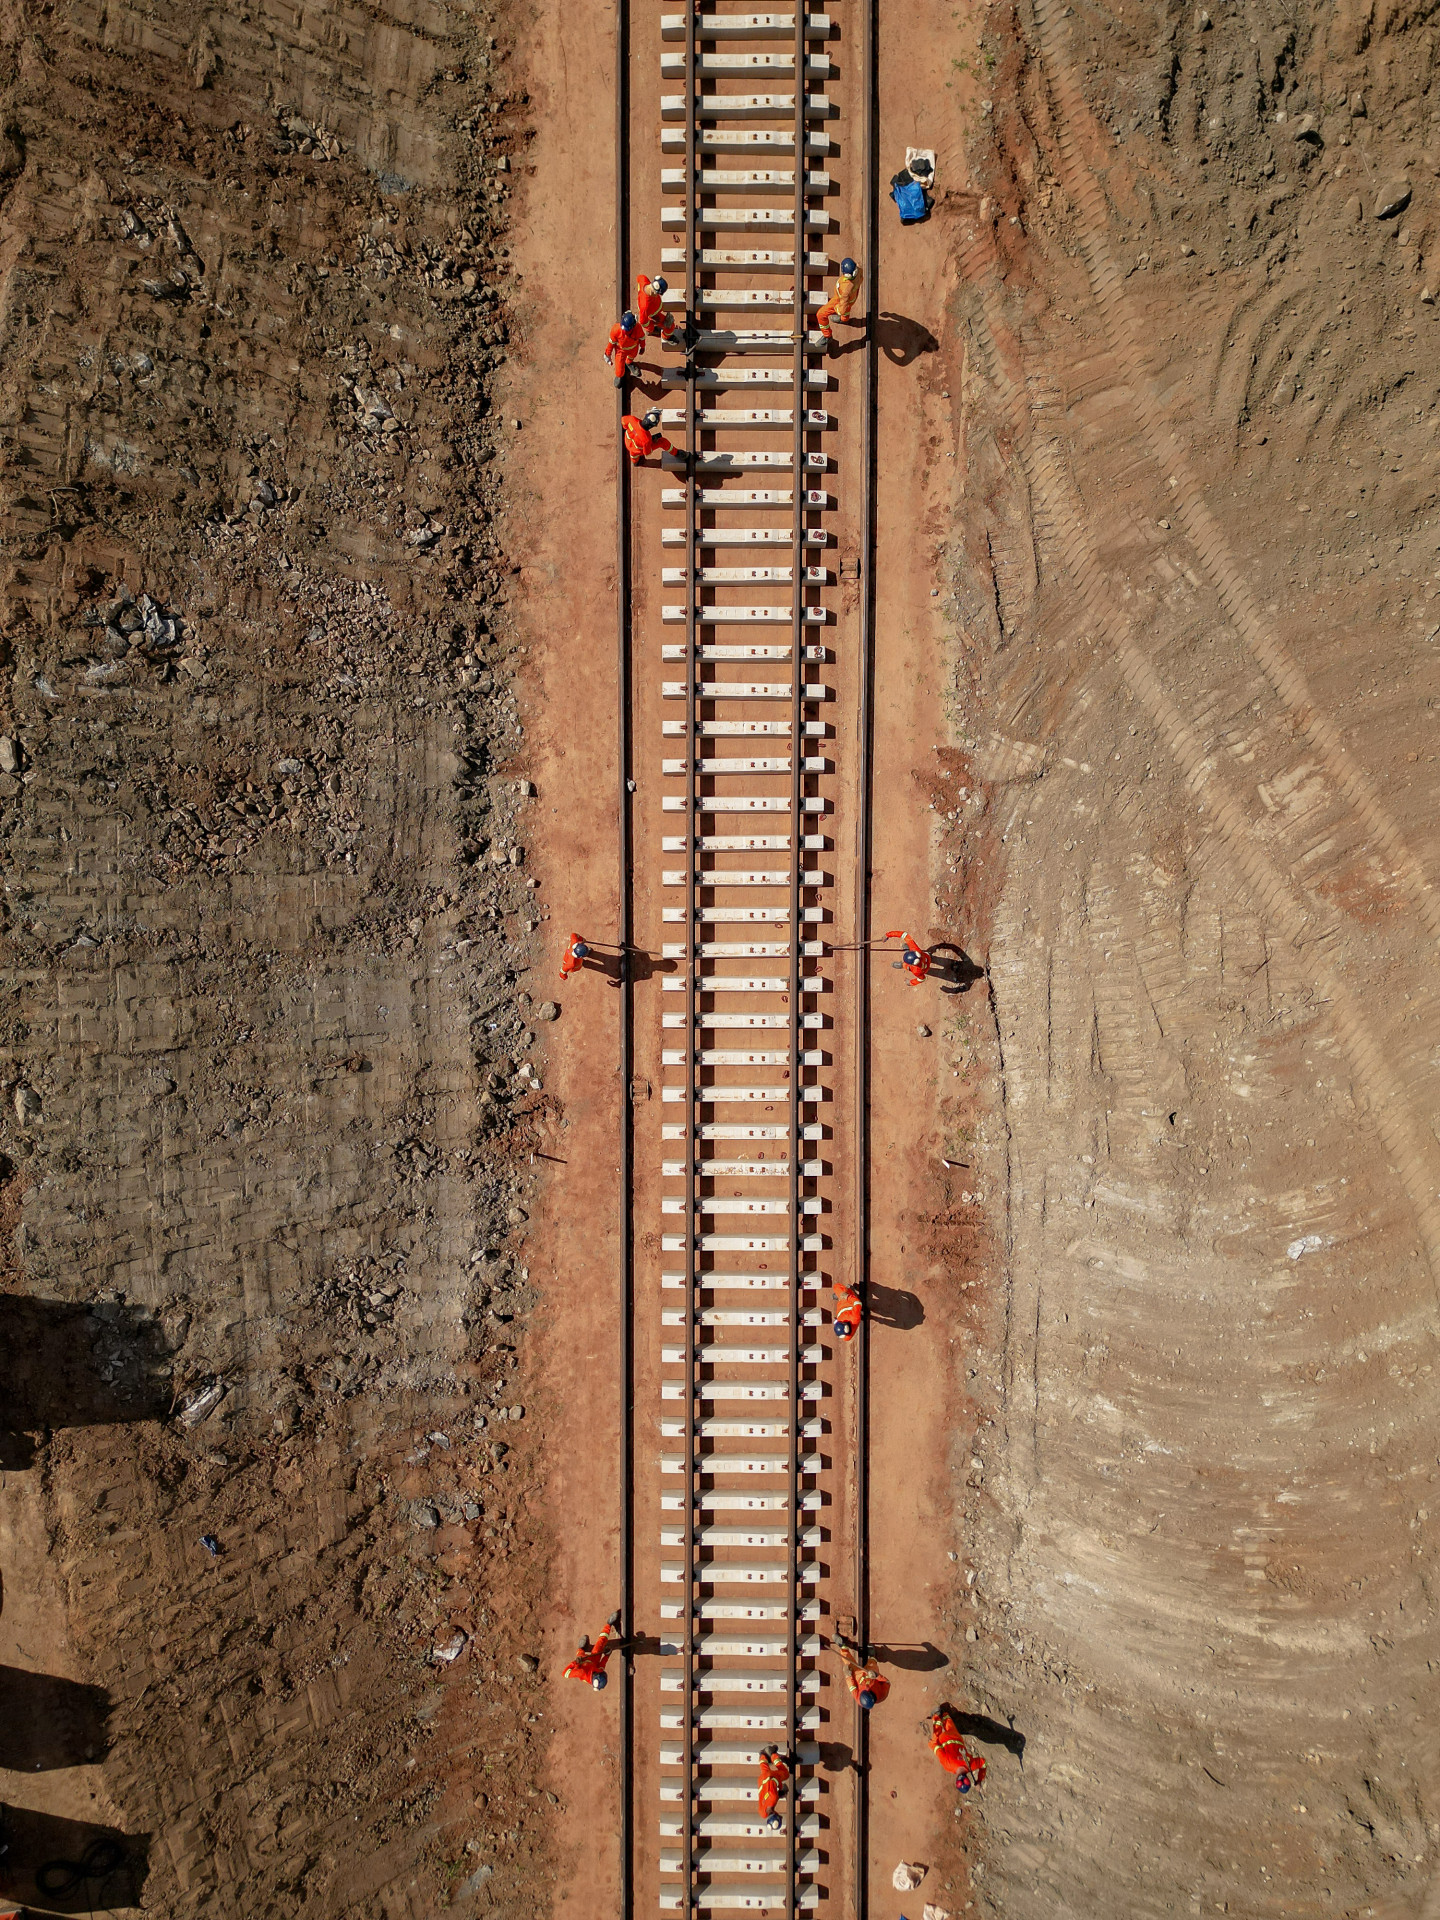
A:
<box><xmin>868</xmin><ymin>1640</ymin><xmax>948</xmax><ymax>1673</ymax></box>
<box><xmin>866</xmin><ymin>1281</ymin><xmax>923</xmax><ymax>1330</ymax></box>
<box><xmin>873</xmin><ymin>313</ymin><xmax>938</xmax><ymax>366</ymax></box>
<box><xmin>937</xmin><ymin>1701</ymin><xmax>1027</xmax><ymax>1763</ymax></box>
<box><xmin>929</xmin><ymin>941</ymin><xmax>985</xmax><ymax>996</ymax></box>
<box><xmin>579</xmin><ymin>947</ymin><xmax>674</xmax><ymax>987</ymax></box>
<box><xmin>815</xmin><ymin>1740</ymin><xmax>856</xmax><ymax>1774</ymax></box>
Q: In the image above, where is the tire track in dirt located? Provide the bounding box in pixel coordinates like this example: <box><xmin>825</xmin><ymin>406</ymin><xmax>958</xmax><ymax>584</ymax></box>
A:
<box><xmin>954</xmin><ymin>224</ymin><xmax>1440</xmax><ymax>1332</ymax></box>
<box><xmin>1025</xmin><ymin>0</ymin><xmax>1440</xmax><ymax>951</ymax></box>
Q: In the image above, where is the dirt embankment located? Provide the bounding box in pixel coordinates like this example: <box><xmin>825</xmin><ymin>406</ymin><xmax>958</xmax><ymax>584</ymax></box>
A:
<box><xmin>919</xmin><ymin>0</ymin><xmax>1440</xmax><ymax>1913</ymax></box>
<box><xmin>0</xmin><ymin>1</ymin><xmax>563</xmax><ymax>1914</ymax></box>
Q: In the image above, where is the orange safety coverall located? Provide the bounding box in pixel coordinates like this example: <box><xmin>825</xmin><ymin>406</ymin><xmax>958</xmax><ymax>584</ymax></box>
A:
<box><xmin>837</xmin><ymin>1641</ymin><xmax>891</xmax><ymax>1706</ymax></box>
<box><xmin>930</xmin><ymin>1712</ymin><xmax>987</xmax><ymax>1787</ymax></box>
<box><xmin>885</xmin><ymin>928</ymin><xmax>931</xmax><ymax>985</ymax></box>
<box><xmin>622</xmin><ymin>414</ymin><xmax>675</xmax><ymax>464</ymax></box>
<box><xmin>604</xmin><ymin>318</ymin><xmax>645</xmax><ymax>376</ymax></box>
<box><xmin>560</xmin><ymin>933</ymin><xmax>590</xmax><ymax>981</ymax></box>
<box><xmin>636</xmin><ymin>273</ymin><xmax>676</xmax><ymax>338</ymax></box>
<box><xmin>816</xmin><ymin>265</ymin><xmax>862</xmax><ymax>338</ymax></box>
<box><xmin>563</xmin><ymin>1623</ymin><xmax>615</xmax><ymax>1685</ymax></box>
<box><xmin>757</xmin><ymin>1751</ymin><xmax>789</xmax><ymax>1822</ymax></box>
<box><xmin>832</xmin><ymin>1283</ymin><xmax>863</xmax><ymax>1338</ymax></box>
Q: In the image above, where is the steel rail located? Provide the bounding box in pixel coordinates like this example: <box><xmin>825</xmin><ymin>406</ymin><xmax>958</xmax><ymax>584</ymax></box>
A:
<box><xmin>853</xmin><ymin>0</ymin><xmax>881</xmax><ymax>1909</ymax></box>
<box><xmin>682</xmin><ymin>0</ymin><xmax>699</xmax><ymax>1911</ymax></box>
<box><xmin>614</xmin><ymin>0</ymin><xmax>634</xmax><ymax>1912</ymax></box>
<box><xmin>784</xmin><ymin>6</ymin><xmax>808</xmax><ymax>1916</ymax></box>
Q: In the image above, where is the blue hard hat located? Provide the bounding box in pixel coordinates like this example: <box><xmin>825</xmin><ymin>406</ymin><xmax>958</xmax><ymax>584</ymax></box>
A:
<box><xmin>592</xmin><ymin>1669</ymin><xmax>608</xmax><ymax>1691</ymax></box>
<box><xmin>859</xmin><ymin>1689</ymin><xmax>876</xmax><ymax>1710</ymax></box>
<box><xmin>841</xmin><ymin>257</ymin><xmax>858</xmax><ymax>275</ymax></box>
<box><xmin>834</xmin><ymin>1318</ymin><xmax>855</xmax><ymax>1338</ymax></box>
<box><xmin>621</xmin><ymin>310</ymin><xmax>638</xmax><ymax>330</ymax></box>
<box><xmin>643</xmin><ymin>408</ymin><xmax>662</xmax><ymax>428</ymax></box>
<box><xmin>956</xmin><ymin>1770</ymin><xmax>972</xmax><ymax>1792</ymax></box>
<box><xmin>653</xmin><ymin>276</ymin><xmax>668</xmax><ymax>294</ymax></box>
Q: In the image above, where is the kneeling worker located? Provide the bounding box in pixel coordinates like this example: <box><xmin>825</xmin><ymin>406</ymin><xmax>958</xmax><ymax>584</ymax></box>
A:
<box><xmin>929</xmin><ymin>1710</ymin><xmax>988</xmax><ymax>1794</ymax></box>
<box><xmin>563</xmin><ymin>1611</ymin><xmax>625</xmax><ymax>1691</ymax></box>
<box><xmin>622</xmin><ymin>407</ymin><xmax>675</xmax><ymax>465</ymax></box>
<box><xmin>832</xmin><ymin>1631</ymin><xmax>890</xmax><ymax>1709</ymax></box>
<box><xmin>831</xmin><ymin>1281</ymin><xmax>863</xmax><ymax>1341</ymax></box>
<box><xmin>757</xmin><ymin>1745</ymin><xmax>790</xmax><ymax>1831</ymax></box>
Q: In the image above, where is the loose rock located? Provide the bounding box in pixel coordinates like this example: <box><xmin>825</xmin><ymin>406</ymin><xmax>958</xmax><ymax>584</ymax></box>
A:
<box><xmin>1375</xmin><ymin>179</ymin><xmax>1412</xmax><ymax>219</ymax></box>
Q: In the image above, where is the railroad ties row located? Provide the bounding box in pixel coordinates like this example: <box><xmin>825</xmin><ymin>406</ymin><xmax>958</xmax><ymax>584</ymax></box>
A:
<box><xmin>651</xmin><ymin>6</ymin><xmax>841</xmax><ymax>1916</ymax></box>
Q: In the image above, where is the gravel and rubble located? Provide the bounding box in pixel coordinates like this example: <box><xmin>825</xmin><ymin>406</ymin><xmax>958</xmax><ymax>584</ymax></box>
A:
<box><xmin>0</xmin><ymin>2</ymin><xmax>562</xmax><ymax>1914</ymax></box>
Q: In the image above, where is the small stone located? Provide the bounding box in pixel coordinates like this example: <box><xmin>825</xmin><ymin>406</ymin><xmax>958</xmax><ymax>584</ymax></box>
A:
<box><xmin>1374</xmin><ymin>179</ymin><xmax>1412</xmax><ymax>220</ymax></box>
<box><xmin>536</xmin><ymin>1001</ymin><xmax>560</xmax><ymax>1022</ymax></box>
<box><xmin>430</xmin><ymin>1627</ymin><xmax>468</xmax><ymax>1665</ymax></box>
<box><xmin>414</xmin><ymin>1502</ymin><xmax>441</xmax><ymax>1529</ymax></box>
<box><xmin>916</xmin><ymin>1023</ymin><xmax>932</xmax><ymax>1038</ymax></box>
<box><xmin>13</xmin><ymin>1085</ymin><xmax>40</xmax><ymax>1124</ymax></box>
<box><xmin>254</xmin><ymin>479</ymin><xmax>277</xmax><ymax>506</ymax></box>
<box><xmin>463</xmin><ymin>1500</ymin><xmax>482</xmax><ymax>1520</ymax></box>
<box><xmin>511</xmin><ymin>417</ymin><xmax>521</xmax><ymax>430</ymax></box>
<box><xmin>966</xmin><ymin>1624</ymin><xmax>979</xmax><ymax>1642</ymax></box>
<box><xmin>508</xmin><ymin>1405</ymin><xmax>524</xmax><ymax>1421</ymax></box>
<box><xmin>507</xmin><ymin>1205</ymin><xmax>528</xmax><ymax>1225</ymax></box>
<box><xmin>1345</xmin><ymin>194</ymin><xmax>1363</xmax><ymax>226</ymax></box>
<box><xmin>0</xmin><ymin>735</ymin><xmax>18</xmax><ymax>774</ymax></box>
<box><xmin>518</xmin><ymin>1652</ymin><xmax>540</xmax><ymax>1672</ymax></box>
<box><xmin>496</xmin><ymin>154</ymin><xmax>510</xmax><ymax>173</ymax></box>
<box><xmin>1179</xmin><ymin>242</ymin><xmax>1194</xmax><ymax>257</ymax></box>
<box><xmin>1291</xmin><ymin>112</ymin><xmax>1321</xmax><ymax>144</ymax></box>
<box><xmin>509</xmin><ymin>844</ymin><xmax>525</xmax><ymax>866</ymax></box>
<box><xmin>516</xmin><ymin>779</ymin><xmax>535</xmax><ymax>796</ymax></box>
<box><xmin>1422</xmin><ymin>287</ymin><xmax>1436</xmax><ymax>305</ymax></box>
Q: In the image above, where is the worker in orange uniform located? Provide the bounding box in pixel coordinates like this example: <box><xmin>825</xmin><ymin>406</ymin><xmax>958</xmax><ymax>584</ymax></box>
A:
<box><xmin>929</xmin><ymin>1710</ymin><xmax>988</xmax><ymax>1794</ymax></box>
<box><xmin>563</xmin><ymin>1611</ymin><xmax>624</xmax><ymax>1691</ymax></box>
<box><xmin>831</xmin><ymin>1632</ymin><xmax>890</xmax><ymax>1709</ymax></box>
<box><xmin>560</xmin><ymin>933</ymin><xmax>591</xmax><ymax>980</ymax></box>
<box><xmin>636</xmin><ymin>271</ymin><xmax>676</xmax><ymax>341</ymax></box>
<box><xmin>622</xmin><ymin>407</ymin><xmax>675</xmax><ymax>465</ymax></box>
<box><xmin>817</xmin><ymin>256</ymin><xmax>863</xmax><ymax>350</ymax></box>
<box><xmin>757</xmin><ymin>1744</ymin><xmax>790</xmax><ymax>1831</ymax></box>
<box><xmin>604</xmin><ymin>310</ymin><xmax>645</xmax><ymax>386</ymax></box>
<box><xmin>831</xmin><ymin>1281</ymin><xmax>863</xmax><ymax>1342</ymax></box>
<box><xmin>885</xmin><ymin>929</ymin><xmax>932</xmax><ymax>985</ymax></box>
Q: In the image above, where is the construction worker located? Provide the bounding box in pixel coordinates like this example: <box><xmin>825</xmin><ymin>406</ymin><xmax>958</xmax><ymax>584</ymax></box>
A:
<box><xmin>757</xmin><ymin>1745</ymin><xmax>790</xmax><ymax>1831</ymax></box>
<box><xmin>560</xmin><ymin>933</ymin><xmax>591</xmax><ymax>980</ymax></box>
<box><xmin>831</xmin><ymin>1281</ymin><xmax>863</xmax><ymax>1342</ymax></box>
<box><xmin>816</xmin><ymin>256</ymin><xmax>863</xmax><ymax>349</ymax></box>
<box><xmin>831</xmin><ymin>1632</ymin><xmax>890</xmax><ymax>1709</ymax></box>
<box><xmin>885</xmin><ymin>928</ymin><xmax>932</xmax><ymax>985</ymax></box>
<box><xmin>636</xmin><ymin>271</ymin><xmax>676</xmax><ymax>341</ymax></box>
<box><xmin>563</xmin><ymin>1611</ymin><xmax>624</xmax><ymax>1690</ymax></box>
<box><xmin>929</xmin><ymin>1710</ymin><xmax>988</xmax><ymax>1794</ymax></box>
<box><xmin>604</xmin><ymin>310</ymin><xmax>645</xmax><ymax>385</ymax></box>
<box><xmin>622</xmin><ymin>407</ymin><xmax>675</xmax><ymax>465</ymax></box>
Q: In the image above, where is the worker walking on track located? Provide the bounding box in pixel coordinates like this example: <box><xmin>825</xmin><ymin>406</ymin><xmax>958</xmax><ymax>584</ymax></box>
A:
<box><xmin>885</xmin><ymin>928</ymin><xmax>932</xmax><ymax>985</ymax></box>
<box><xmin>929</xmin><ymin>1709</ymin><xmax>988</xmax><ymax>1794</ymax></box>
<box><xmin>817</xmin><ymin>256</ymin><xmax>863</xmax><ymax>349</ymax></box>
<box><xmin>756</xmin><ymin>1745</ymin><xmax>790</xmax><ymax>1831</ymax></box>
<box><xmin>604</xmin><ymin>310</ymin><xmax>645</xmax><ymax>385</ymax></box>
<box><xmin>831</xmin><ymin>1631</ymin><xmax>890</xmax><ymax>1709</ymax></box>
<box><xmin>622</xmin><ymin>407</ymin><xmax>675</xmax><ymax>466</ymax></box>
<box><xmin>560</xmin><ymin>933</ymin><xmax>591</xmax><ymax>981</ymax></box>
<box><xmin>635</xmin><ymin>271</ymin><xmax>676</xmax><ymax>341</ymax></box>
<box><xmin>563</xmin><ymin>1611</ymin><xmax>624</xmax><ymax>1690</ymax></box>
<box><xmin>831</xmin><ymin>1280</ymin><xmax>863</xmax><ymax>1342</ymax></box>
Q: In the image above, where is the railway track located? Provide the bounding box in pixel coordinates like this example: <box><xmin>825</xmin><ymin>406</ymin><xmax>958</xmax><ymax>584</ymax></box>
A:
<box><xmin>617</xmin><ymin>3</ymin><xmax>879</xmax><ymax>1915</ymax></box>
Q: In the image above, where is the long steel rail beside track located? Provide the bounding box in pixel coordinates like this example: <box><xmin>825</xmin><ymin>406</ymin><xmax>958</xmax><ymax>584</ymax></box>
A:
<box><xmin>617</xmin><ymin>4</ymin><xmax>879</xmax><ymax>1914</ymax></box>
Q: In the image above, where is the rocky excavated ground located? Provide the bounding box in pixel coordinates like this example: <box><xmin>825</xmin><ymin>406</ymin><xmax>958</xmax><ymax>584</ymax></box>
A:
<box><xmin>0</xmin><ymin>2</ymin><xmax>564</xmax><ymax>1914</ymax></box>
